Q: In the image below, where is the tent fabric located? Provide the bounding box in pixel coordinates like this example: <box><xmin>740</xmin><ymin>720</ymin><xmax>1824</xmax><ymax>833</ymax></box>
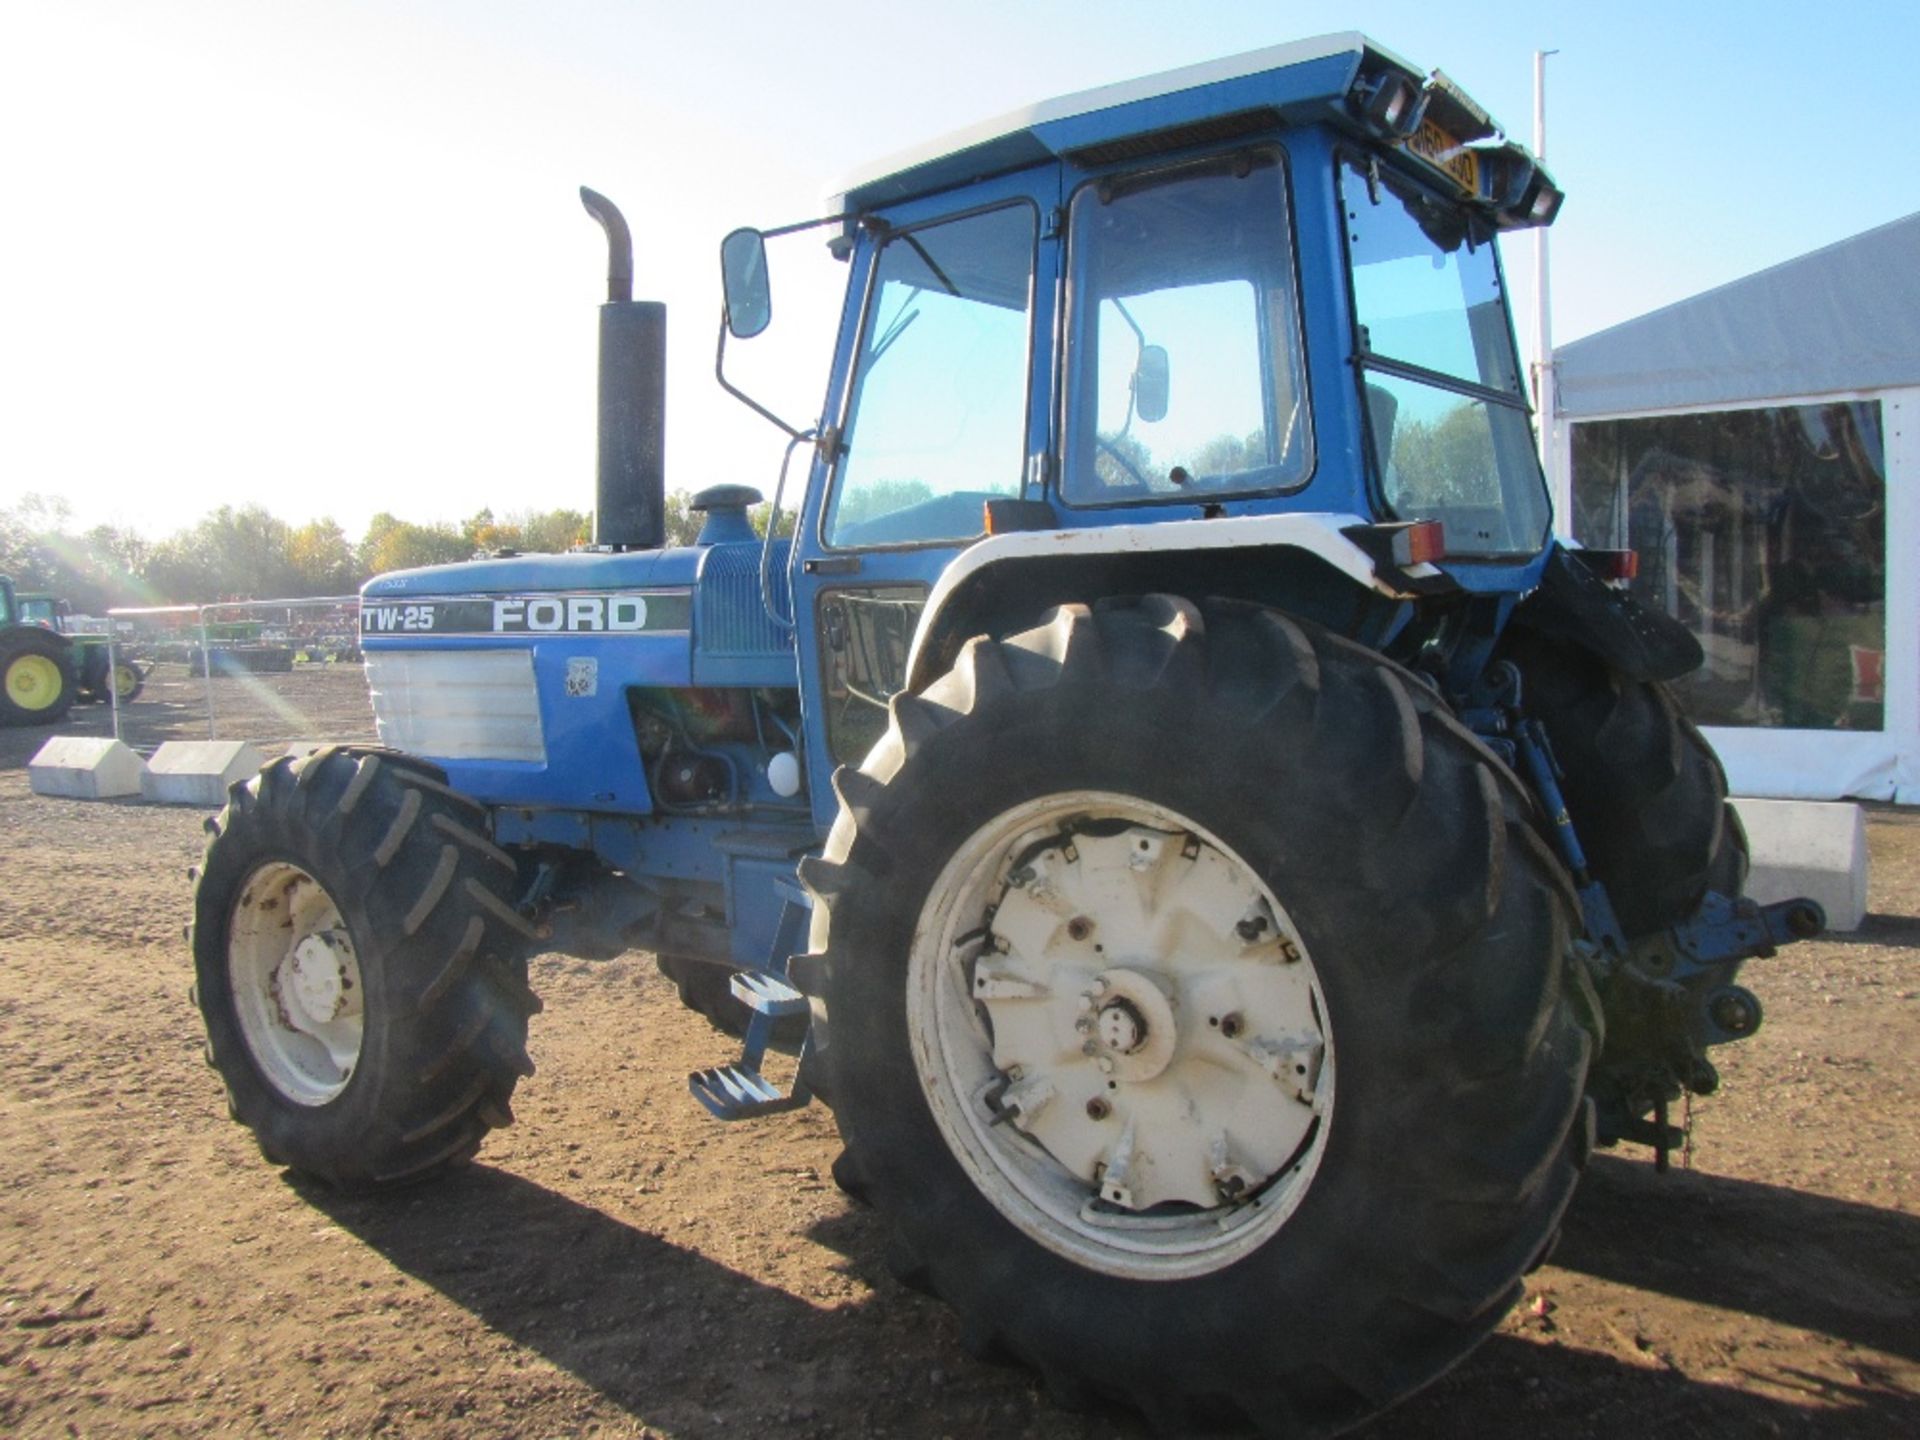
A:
<box><xmin>1555</xmin><ymin>210</ymin><xmax>1920</xmax><ymax>419</ymax></box>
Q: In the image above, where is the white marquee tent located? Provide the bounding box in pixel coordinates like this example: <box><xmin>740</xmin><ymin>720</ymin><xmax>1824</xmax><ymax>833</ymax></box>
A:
<box><xmin>1548</xmin><ymin>212</ymin><xmax>1919</xmax><ymax>803</ymax></box>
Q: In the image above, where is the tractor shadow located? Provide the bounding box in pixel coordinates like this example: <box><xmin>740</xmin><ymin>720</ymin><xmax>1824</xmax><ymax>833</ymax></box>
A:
<box><xmin>300</xmin><ymin>1164</ymin><xmax>1073</xmax><ymax>1437</ymax></box>
<box><xmin>1818</xmin><ymin>911</ymin><xmax>1920</xmax><ymax>949</ymax></box>
<box><xmin>1552</xmin><ymin>1155</ymin><xmax>1920</xmax><ymax>1361</ymax></box>
<box><xmin>306</xmin><ymin>1158</ymin><xmax>1916</xmax><ymax>1437</ymax></box>
<box><xmin>1370</xmin><ymin>1332</ymin><xmax>1915</xmax><ymax>1438</ymax></box>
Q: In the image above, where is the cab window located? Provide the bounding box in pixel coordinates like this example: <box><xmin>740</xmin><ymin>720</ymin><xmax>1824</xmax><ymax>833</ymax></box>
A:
<box><xmin>1063</xmin><ymin>152</ymin><xmax>1312</xmax><ymax>505</ymax></box>
<box><xmin>826</xmin><ymin>204</ymin><xmax>1036</xmax><ymax>548</ymax></box>
<box><xmin>1341</xmin><ymin>155</ymin><xmax>1549</xmax><ymax>555</ymax></box>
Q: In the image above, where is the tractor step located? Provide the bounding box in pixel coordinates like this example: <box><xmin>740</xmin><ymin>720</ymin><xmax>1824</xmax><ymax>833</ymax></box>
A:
<box><xmin>729</xmin><ymin>971</ymin><xmax>809</xmax><ymax>1017</ymax></box>
<box><xmin>688</xmin><ymin>881</ymin><xmax>816</xmax><ymax>1122</ymax></box>
<box><xmin>689</xmin><ymin>1062</ymin><xmax>810</xmax><ymax>1120</ymax></box>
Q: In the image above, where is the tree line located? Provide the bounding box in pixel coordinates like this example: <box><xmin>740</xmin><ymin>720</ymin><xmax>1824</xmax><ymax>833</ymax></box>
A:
<box><xmin>0</xmin><ymin>492</ymin><xmax>768</xmax><ymax>614</ymax></box>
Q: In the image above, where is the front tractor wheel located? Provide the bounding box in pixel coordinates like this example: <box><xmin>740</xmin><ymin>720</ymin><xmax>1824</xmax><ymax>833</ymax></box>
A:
<box><xmin>804</xmin><ymin>597</ymin><xmax>1594</xmax><ymax>1435</ymax></box>
<box><xmin>192</xmin><ymin>747</ymin><xmax>542</xmax><ymax>1190</ymax></box>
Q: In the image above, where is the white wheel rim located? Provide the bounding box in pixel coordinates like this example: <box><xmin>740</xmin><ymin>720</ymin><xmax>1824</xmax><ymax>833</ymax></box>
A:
<box><xmin>228</xmin><ymin>861</ymin><xmax>364</xmax><ymax>1106</ymax></box>
<box><xmin>910</xmin><ymin>792</ymin><xmax>1335</xmax><ymax>1281</ymax></box>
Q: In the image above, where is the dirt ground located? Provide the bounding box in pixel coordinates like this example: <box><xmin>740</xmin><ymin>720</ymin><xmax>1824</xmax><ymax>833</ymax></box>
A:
<box><xmin>1</xmin><ymin>665</ymin><xmax>1915</xmax><ymax>1438</ymax></box>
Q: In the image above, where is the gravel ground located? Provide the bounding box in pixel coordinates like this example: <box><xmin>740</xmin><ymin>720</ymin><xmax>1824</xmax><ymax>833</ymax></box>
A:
<box><xmin>0</xmin><ymin>666</ymin><xmax>1914</xmax><ymax>1437</ymax></box>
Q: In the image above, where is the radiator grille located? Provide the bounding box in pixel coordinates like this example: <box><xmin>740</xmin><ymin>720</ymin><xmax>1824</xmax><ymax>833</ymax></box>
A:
<box><xmin>696</xmin><ymin>542</ymin><xmax>794</xmax><ymax>656</ymax></box>
<box><xmin>365</xmin><ymin>649</ymin><xmax>546</xmax><ymax>763</ymax></box>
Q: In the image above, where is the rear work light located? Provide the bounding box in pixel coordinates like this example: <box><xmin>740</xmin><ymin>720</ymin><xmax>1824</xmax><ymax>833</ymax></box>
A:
<box><xmin>1351</xmin><ymin>71</ymin><xmax>1427</xmax><ymax>140</ymax></box>
<box><xmin>1395</xmin><ymin>520</ymin><xmax>1447</xmax><ymax>566</ymax></box>
<box><xmin>1337</xmin><ymin>520</ymin><xmax>1452</xmax><ymax>582</ymax></box>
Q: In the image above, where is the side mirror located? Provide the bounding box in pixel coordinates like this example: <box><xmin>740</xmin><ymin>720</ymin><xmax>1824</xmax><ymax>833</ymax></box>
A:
<box><xmin>720</xmin><ymin>228</ymin><xmax>772</xmax><ymax>339</ymax></box>
<box><xmin>1134</xmin><ymin>345</ymin><xmax>1170</xmax><ymax>425</ymax></box>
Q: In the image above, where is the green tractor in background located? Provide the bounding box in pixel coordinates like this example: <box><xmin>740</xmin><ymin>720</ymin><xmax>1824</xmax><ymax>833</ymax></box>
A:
<box><xmin>0</xmin><ymin>575</ymin><xmax>144</xmax><ymax>726</ymax></box>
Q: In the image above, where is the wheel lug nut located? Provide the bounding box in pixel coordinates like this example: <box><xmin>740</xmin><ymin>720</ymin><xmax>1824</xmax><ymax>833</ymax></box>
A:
<box><xmin>1085</xmin><ymin>1097</ymin><xmax>1111</xmax><ymax>1121</ymax></box>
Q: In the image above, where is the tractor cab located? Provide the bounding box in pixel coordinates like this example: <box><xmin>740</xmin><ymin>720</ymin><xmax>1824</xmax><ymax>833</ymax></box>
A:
<box><xmin>15</xmin><ymin>594</ymin><xmax>66</xmax><ymax>629</ymax></box>
<box><xmin>718</xmin><ymin>33</ymin><xmax>1565</xmax><ymax>820</ymax></box>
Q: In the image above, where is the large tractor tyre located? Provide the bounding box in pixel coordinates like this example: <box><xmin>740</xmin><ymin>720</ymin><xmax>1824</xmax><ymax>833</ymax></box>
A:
<box><xmin>112</xmin><ymin>659</ymin><xmax>146</xmax><ymax>704</ymax></box>
<box><xmin>802</xmin><ymin>597</ymin><xmax>1594</xmax><ymax>1435</ymax></box>
<box><xmin>74</xmin><ymin>646</ymin><xmax>108</xmax><ymax>703</ymax></box>
<box><xmin>191</xmin><ymin>747</ymin><xmax>542</xmax><ymax>1192</ymax></box>
<box><xmin>76</xmin><ymin>651</ymin><xmax>143</xmax><ymax>705</ymax></box>
<box><xmin>656</xmin><ymin>954</ymin><xmax>804</xmax><ymax>1043</ymax></box>
<box><xmin>0</xmin><ymin>629</ymin><xmax>77</xmax><ymax>726</ymax></box>
<box><xmin>1708</xmin><ymin>799</ymin><xmax>1750</xmax><ymax>899</ymax></box>
<box><xmin>1501</xmin><ymin>630</ymin><xmax>1740</xmax><ymax>936</ymax></box>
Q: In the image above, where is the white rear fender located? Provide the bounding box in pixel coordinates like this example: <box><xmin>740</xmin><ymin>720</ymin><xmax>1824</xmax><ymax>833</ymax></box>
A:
<box><xmin>904</xmin><ymin>512</ymin><xmax>1436</xmax><ymax>690</ymax></box>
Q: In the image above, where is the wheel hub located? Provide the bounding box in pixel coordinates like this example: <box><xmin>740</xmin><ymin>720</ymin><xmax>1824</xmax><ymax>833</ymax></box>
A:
<box><xmin>227</xmin><ymin>862</ymin><xmax>364</xmax><ymax>1106</ymax></box>
<box><xmin>280</xmin><ymin>932</ymin><xmax>357</xmax><ymax>1028</ymax></box>
<box><xmin>1081</xmin><ymin>971</ymin><xmax>1177</xmax><ymax>1084</ymax></box>
<box><xmin>6</xmin><ymin>654</ymin><xmax>62</xmax><ymax>709</ymax></box>
<box><xmin>1096</xmin><ymin>997</ymin><xmax>1144</xmax><ymax>1053</ymax></box>
<box><xmin>913</xmin><ymin>794</ymin><xmax>1336</xmax><ymax>1278</ymax></box>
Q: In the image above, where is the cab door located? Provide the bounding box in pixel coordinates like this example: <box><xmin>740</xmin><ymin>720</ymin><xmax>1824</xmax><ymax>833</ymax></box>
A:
<box><xmin>788</xmin><ymin>165</ymin><xmax>1061</xmax><ymax>833</ymax></box>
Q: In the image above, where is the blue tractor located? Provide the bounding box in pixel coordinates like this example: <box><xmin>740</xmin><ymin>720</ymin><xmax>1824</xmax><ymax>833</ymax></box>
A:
<box><xmin>190</xmin><ymin>34</ymin><xmax>1821</xmax><ymax>1434</ymax></box>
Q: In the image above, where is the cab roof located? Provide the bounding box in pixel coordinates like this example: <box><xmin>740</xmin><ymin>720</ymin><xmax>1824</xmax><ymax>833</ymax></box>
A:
<box><xmin>830</xmin><ymin>32</ymin><xmax>1513</xmax><ymax>214</ymax></box>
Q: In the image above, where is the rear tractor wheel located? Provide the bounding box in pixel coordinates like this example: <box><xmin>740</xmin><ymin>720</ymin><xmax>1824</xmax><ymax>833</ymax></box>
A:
<box><xmin>804</xmin><ymin>597</ymin><xmax>1594</xmax><ymax>1434</ymax></box>
<box><xmin>191</xmin><ymin>747</ymin><xmax>542</xmax><ymax>1190</ymax></box>
<box><xmin>1501</xmin><ymin>629</ymin><xmax>1741</xmax><ymax>935</ymax></box>
<box><xmin>0</xmin><ymin>630</ymin><xmax>76</xmax><ymax>726</ymax></box>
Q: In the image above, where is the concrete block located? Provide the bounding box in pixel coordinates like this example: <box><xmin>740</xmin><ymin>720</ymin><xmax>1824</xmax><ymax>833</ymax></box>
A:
<box><xmin>1730</xmin><ymin>797</ymin><xmax>1868</xmax><ymax>932</ymax></box>
<box><xmin>27</xmin><ymin>736</ymin><xmax>147</xmax><ymax>800</ymax></box>
<box><xmin>141</xmin><ymin>740</ymin><xmax>266</xmax><ymax>807</ymax></box>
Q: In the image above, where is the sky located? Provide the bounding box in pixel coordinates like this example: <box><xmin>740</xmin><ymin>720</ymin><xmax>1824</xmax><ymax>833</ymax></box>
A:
<box><xmin>4</xmin><ymin>0</ymin><xmax>1917</xmax><ymax>540</ymax></box>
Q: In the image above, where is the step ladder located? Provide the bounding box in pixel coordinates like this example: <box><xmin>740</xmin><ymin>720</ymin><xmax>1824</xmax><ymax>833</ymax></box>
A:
<box><xmin>689</xmin><ymin>875</ymin><xmax>816</xmax><ymax>1120</ymax></box>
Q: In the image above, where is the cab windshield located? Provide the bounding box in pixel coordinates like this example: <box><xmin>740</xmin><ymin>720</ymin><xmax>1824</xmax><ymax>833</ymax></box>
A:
<box><xmin>1341</xmin><ymin>157</ymin><xmax>1549</xmax><ymax>556</ymax></box>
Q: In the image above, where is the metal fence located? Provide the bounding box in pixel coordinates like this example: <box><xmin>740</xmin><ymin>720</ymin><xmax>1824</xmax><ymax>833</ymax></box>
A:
<box><xmin>103</xmin><ymin>596</ymin><xmax>376</xmax><ymax>749</ymax></box>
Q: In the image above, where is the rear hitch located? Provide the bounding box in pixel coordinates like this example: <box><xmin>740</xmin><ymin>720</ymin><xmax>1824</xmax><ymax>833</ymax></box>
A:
<box><xmin>1629</xmin><ymin>891</ymin><xmax>1825</xmax><ymax>1042</ymax></box>
<box><xmin>1589</xmin><ymin>891</ymin><xmax>1826</xmax><ymax>1163</ymax></box>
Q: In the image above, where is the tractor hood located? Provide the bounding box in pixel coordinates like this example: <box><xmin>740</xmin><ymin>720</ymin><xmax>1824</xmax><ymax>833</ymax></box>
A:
<box><xmin>356</xmin><ymin>539</ymin><xmax>794</xmax><ymax>813</ymax></box>
<box><xmin>361</xmin><ymin>545</ymin><xmax>702</xmax><ymax>600</ymax></box>
<box><xmin>359</xmin><ymin>541</ymin><xmax>793</xmax><ymax>669</ymax></box>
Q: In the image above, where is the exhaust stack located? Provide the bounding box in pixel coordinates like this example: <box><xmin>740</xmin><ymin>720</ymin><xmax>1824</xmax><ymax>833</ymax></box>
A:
<box><xmin>580</xmin><ymin>187</ymin><xmax>665</xmax><ymax>550</ymax></box>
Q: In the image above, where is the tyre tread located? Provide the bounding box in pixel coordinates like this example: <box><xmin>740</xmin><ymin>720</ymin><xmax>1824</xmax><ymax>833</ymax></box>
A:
<box><xmin>372</xmin><ymin>788</ymin><xmax>422</xmax><ymax>868</ymax></box>
<box><xmin>402</xmin><ymin>844</ymin><xmax>459</xmax><ymax>936</ymax></box>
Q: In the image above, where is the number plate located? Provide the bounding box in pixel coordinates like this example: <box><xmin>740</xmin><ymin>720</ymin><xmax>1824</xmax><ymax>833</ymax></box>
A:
<box><xmin>1407</xmin><ymin>120</ymin><xmax>1479</xmax><ymax>193</ymax></box>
